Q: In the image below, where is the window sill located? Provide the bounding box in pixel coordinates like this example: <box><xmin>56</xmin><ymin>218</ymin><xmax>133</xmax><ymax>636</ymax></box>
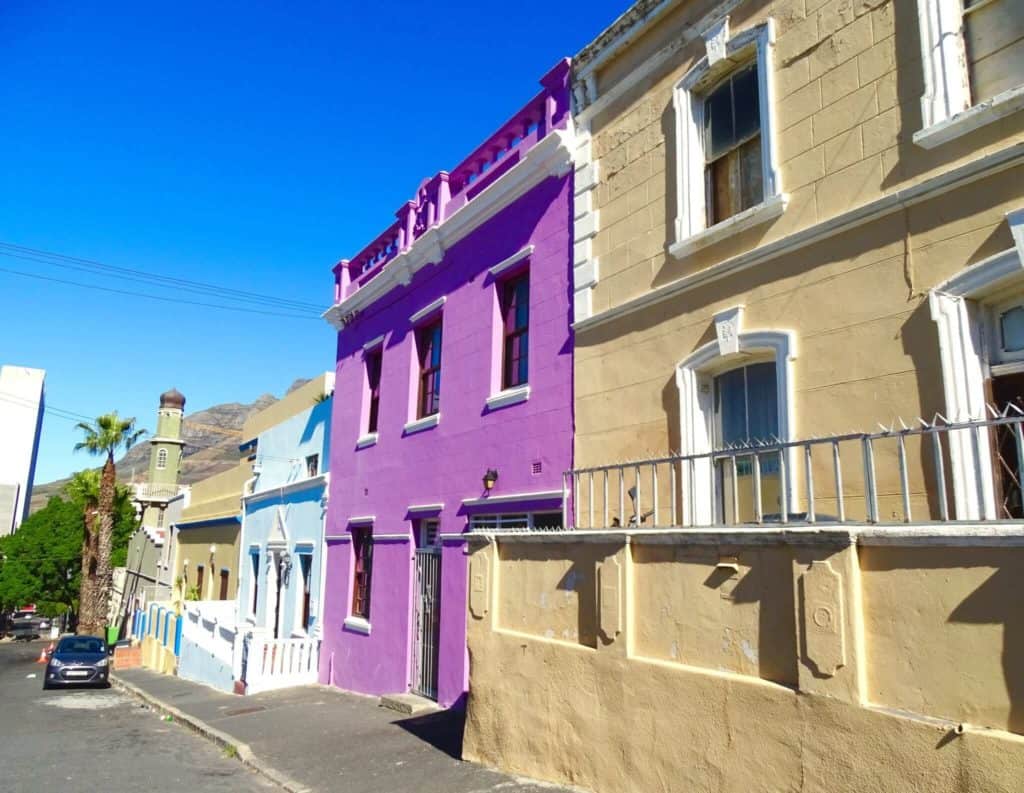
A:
<box><xmin>914</xmin><ymin>85</ymin><xmax>1024</xmax><ymax>150</ymax></box>
<box><xmin>355</xmin><ymin>432</ymin><xmax>378</xmax><ymax>449</ymax></box>
<box><xmin>403</xmin><ymin>413</ymin><xmax>440</xmax><ymax>435</ymax></box>
<box><xmin>343</xmin><ymin>616</ymin><xmax>371</xmax><ymax>635</ymax></box>
<box><xmin>668</xmin><ymin>193</ymin><xmax>788</xmax><ymax>260</ymax></box>
<box><xmin>485</xmin><ymin>384</ymin><xmax>530</xmax><ymax>410</ymax></box>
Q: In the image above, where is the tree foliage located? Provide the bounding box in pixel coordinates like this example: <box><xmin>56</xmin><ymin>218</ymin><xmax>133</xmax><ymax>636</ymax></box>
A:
<box><xmin>0</xmin><ymin>486</ymin><xmax>137</xmax><ymax>616</ymax></box>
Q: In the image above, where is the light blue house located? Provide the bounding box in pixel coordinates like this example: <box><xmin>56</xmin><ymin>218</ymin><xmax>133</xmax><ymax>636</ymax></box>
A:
<box><xmin>232</xmin><ymin>375</ymin><xmax>334</xmax><ymax>693</ymax></box>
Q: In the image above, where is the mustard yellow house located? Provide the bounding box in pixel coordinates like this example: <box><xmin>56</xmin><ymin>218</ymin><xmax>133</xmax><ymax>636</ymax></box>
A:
<box><xmin>464</xmin><ymin>2</ymin><xmax>1024</xmax><ymax>791</ymax></box>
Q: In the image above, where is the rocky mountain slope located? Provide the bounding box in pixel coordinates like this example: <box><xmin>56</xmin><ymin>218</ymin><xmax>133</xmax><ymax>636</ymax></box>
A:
<box><xmin>29</xmin><ymin>378</ymin><xmax>311</xmax><ymax>512</ymax></box>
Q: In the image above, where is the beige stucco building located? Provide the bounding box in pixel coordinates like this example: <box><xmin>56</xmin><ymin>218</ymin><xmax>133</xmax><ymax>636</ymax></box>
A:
<box><xmin>463</xmin><ymin>1</ymin><xmax>1024</xmax><ymax>791</ymax></box>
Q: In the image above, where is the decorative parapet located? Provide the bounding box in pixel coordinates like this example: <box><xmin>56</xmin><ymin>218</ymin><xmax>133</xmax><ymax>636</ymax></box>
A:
<box><xmin>327</xmin><ymin>59</ymin><xmax>571</xmax><ymax>318</ymax></box>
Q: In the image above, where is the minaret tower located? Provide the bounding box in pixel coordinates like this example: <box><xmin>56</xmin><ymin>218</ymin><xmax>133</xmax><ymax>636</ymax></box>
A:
<box><xmin>147</xmin><ymin>388</ymin><xmax>186</xmax><ymax>491</ymax></box>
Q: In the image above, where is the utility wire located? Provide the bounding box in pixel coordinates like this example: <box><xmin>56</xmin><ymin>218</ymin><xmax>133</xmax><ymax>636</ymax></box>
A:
<box><xmin>0</xmin><ymin>264</ymin><xmax>322</xmax><ymax>320</ymax></box>
<box><xmin>0</xmin><ymin>241</ymin><xmax>326</xmax><ymax>312</ymax></box>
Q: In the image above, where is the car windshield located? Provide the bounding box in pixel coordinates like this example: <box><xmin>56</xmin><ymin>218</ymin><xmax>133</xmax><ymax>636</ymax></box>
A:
<box><xmin>57</xmin><ymin>637</ymin><xmax>104</xmax><ymax>654</ymax></box>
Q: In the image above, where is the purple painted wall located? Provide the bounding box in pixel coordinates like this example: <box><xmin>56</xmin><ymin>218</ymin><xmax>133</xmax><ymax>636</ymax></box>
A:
<box><xmin>320</xmin><ymin>61</ymin><xmax>574</xmax><ymax>708</ymax></box>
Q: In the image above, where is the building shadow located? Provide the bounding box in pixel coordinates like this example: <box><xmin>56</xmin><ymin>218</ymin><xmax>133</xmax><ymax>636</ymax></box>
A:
<box><xmin>392</xmin><ymin>698</ymin><xmax>467</xmax><ymax>760</ymax></box>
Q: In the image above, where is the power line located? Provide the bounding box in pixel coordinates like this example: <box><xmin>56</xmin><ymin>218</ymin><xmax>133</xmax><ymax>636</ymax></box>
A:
<box><xmin>0</xmin><ymin>241</ymin><xmax>326</xmax><ymax>312</ymax></box>
<box><xmin>0</xmin><ymin>265</ymin><xmax>323</xmax><ymax>321</ymax></box>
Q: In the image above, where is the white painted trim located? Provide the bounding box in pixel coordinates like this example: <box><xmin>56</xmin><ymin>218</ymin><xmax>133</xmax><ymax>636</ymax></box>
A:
<box><xmin>574</xmin><ymin>143</ymin><xmax>1024</xmax><ymax>333</ymax></box>
<box><xmin>325</xmin><ymin>535</ymin><xmax>352</xmax><ymax>542</ymax></box>
<box><xmin>572</xmin><ymin>0</ymin><xmax>745</xmax><ymax>123</ymax></box>
<box><xmin>371</xmin><ymin>533</ymin><xmax>412</xmax><ymax>541</ymax></box>
<box><xmin>362</xmin><ymin>334</ymin><xmax>386</xmax><ymax>351</ymax></box>
<box><xmin>857</xmin><ymin>525</ymin><xmax>1024</xmax><ymax>547</ymax></box>
<box><xmin>672</xmin><ymin>20</ymin><xmax>781</xmax><ymax>253</ymax></box>
<box><xmin>343</xmin><ymin>616</ymin><xmax>371</xmax><ymax>635</ymax></box>
<box><xmin>675</xmin><ymin>327</ymin><xmax>797</xmax><ymax>526</ymax></box>
<box><xmin>916</xmin><ymin>0</ymin><xmax>971</xmax><ymax>131</ymax></box>
<box><xmin>571</xmin><ymin>122</ymin><xmax>600</xmax><ymax>322</ymax></box>
<box><xmin>438</xmin><ymin>532</ymin><xmax>469</xmax><ymax>540</ymax></box>
<box><xmin>347</xmin><ymin>515</ymin><xmax>375</xmax><ymax>525</ymax></box>
<box><xmin>324</xmin><ymin>129</ymin><xmax>573</xmax><ymax>330</ymax></box>
<box><xmin>355</xmin><ymin>432</ymin><xmax>378</xmax><ymax>449</ymax></box>
<box><xmin>409</xmin><ymin>295</ymin><xmax>446</xmax><ymax>325</ymax></box>
<box><xmin>668</xmin><ymin>194</ymin><xmax>787</xmax><ymax>259</ymax></box>
<box><xmin>928</xmin><ymin>244</ymin><xmax>1024</xmax><ymax>519</ymax></box>
<box><xmin>243</xmin><ymin>473</ymin><xmax>328</xmax><ymax>503</ymax></box>
<box><xmin>461</xmin><ymin>489</ymin><xmax>563</xmax><ymax>507</ymax></box>
<box><xmin>488</xmin><ymin>245</ymin><xmax>534</xmax><ymax>278</ymax></box>
<box><xmin>403</xmin><ymin>413</ymin><xmax>440</xmax><ymax>434</ymax></box>
<box><xmin>915</xmin><ymin>85</ymin><xmax>1024</xmax><ymax>149</ymax></box>
<box><xmin>485</xmin><ymin>384</ymin><xmax>531</xmax><ymax>410</ymax></box>
<box><xmin>408</xmin><ymin>502</ymin><xmax>444</xmax><ymax>513</ymax></box>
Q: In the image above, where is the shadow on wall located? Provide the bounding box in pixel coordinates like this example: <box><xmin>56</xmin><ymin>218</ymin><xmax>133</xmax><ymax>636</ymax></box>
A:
<box><xmin>863</xmin><ymin>547</ymin><xmax>1024</xmax><ymax>736</ymax></box>
<box><xmin>498</xmin><ymin>542</ymin><xmax>620</xmax><ymax>650</ymax></box>
<box><xmin>949</xmin><ymin>566</ymin><xmax>1023</xmax><ymax>734</ymax></box>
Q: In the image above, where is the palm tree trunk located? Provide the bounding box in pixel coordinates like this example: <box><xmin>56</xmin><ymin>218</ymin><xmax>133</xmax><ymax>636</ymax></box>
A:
<box><xmin>82</xmin><ymin>454</ymin><xmax>116</xmax><ymax>637</ymax></box>
<box><xmin>76</xmin><ymin>511</ymin><xmax>97</xmax><ymax>635</ymax></box>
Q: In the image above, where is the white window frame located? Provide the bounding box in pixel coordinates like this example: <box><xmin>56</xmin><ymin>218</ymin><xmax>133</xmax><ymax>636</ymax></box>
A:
<box><xmin>915</xmin><ymin>0</ymin><xmax>1024</xmax><ymax>149</ymax></box>
<box><xmin>292</xmin><ymin>547</ymin><xmax>314</xmax><ymax>637</ymax></box>
<box><xmin>669</xmin><ymin>20</ymin><xmax>785</xmax><ymax>260</ymax></box>
<box><xmin>156</xmin><ymin>447</ymin><xmax>168</xmax><ymax>470</ymax></box>
<box><xmin>929</xmin><ymin>208</ymin><xmax>1024</xmax><ymax>518</ymax></box>
<box><xmin>675</xmin><ymin>324</ymin><xmax>796</xmax><ymax>526</ymax></box>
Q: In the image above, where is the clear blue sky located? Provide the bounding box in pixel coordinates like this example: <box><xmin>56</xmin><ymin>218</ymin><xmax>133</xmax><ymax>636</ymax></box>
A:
<box><xmin>0</xmin><ymin>0</ymin><xmax>624</xmax><ymax>485</ymax></box>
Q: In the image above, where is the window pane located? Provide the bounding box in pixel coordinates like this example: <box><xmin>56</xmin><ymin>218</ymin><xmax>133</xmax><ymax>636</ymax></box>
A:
<box><xmin>715</xmin><ymin>367</ymin><xmax>748</xmax><ymax>447</ymax></box>
<box><xmin>732</xmin><ymin>64</ymin><xmax>761</xmax><ymax>143</ymax></box>
<box><xmin>704</xmin><ymin>79</ymin><xmax>735</xmax><ymax>161</ymax></box>
<box><xmin>963</xmin><ymin>0</ymin><xmax>1024</xmax><ymax>104</ymax></box>
<box><xmin>738</xmin><ymin>135</ymin><xmax>763</xmax><ymax>212</ymax></box>
<box><xmin>1001</xmin><ymin>305</ymin><xmax>1024</xmax><ymax>352</ymax></box>
<box><xmin>745</xmin><ymin>362</ymin><xmax>779</xmax><ymax>444</ymax></box>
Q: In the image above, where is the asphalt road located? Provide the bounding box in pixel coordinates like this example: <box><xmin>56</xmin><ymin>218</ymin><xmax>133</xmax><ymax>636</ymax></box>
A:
<box><xmin>0</xmin><ymin>639</ymin><xmax>274</xmax><ymax>793</ymax></box>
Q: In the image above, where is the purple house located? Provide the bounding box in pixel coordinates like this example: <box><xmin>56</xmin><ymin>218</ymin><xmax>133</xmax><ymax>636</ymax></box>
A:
<box><xmin>320</xmin><ymin>60</ymin><xmax>574</xmax><ymax>707</ymax></box>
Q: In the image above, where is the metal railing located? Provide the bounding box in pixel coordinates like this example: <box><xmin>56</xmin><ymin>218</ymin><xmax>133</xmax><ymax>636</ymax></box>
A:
<box><xmin>561</xmin><ymin>412</ymin><xmax>1024</xmax><ymax>530</ymax></box>
<box><xmin>133</xmin><ymin>482</ymin><xmax>188</xmax><ymax>502</ymax></box>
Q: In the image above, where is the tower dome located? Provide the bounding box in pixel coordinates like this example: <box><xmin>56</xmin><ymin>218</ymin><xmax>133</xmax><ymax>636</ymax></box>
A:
<box><xmin>159</xmin><ymin>387</ymin><xmax>186</xmax><ymax>410</ymax></box>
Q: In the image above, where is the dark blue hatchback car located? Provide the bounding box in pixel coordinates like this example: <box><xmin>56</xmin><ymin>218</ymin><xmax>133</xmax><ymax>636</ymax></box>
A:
<box><xmin>43</xmin><ymin>635</ymin><xmax>109</xmax><ymax>689</ymax></box>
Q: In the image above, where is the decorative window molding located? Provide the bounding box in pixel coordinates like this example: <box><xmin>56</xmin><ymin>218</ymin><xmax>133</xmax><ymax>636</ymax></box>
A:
<box><xmin>403</xmin><ymin>413</ymin><xmax>440</xmax><ymax>435</ymax></box>
<box><xmin>488</xmin><ymin>245</ymin><xmax>534</xmax><ymax>278</ymax></box>
<box><xmin>486</xmin><ymin>384</ymin><xmax>531</xmax><ymax>410</ymax></box>
<box><xmin>362</xmin><ymin>334</ymin><xmax>385</xmax><ymax>351</ymax></box>
<box><xmin>670</xmin><ymin>20</ymin><xmax>784</xmax><ymax>259</ymax></box>
<box><xmin>462</xmin><ymin>489</ymin><xmax>563</xmax><ymax>507</ymax></box>
<box><xmin>928</xmin><ymin>209</ymin><xmax>1024</xmax><ymax>518</ymax></box>
<box><xmin>343</xmin><ymin>615</ymin><xmax>371</xmax><ymax>635</ymax></box>
<box><xmin>355</xmin><ymin>432</ymin><xmax>378</xmax><ymax>449</ymax></box>
<box><xmin>675</xmin><ymin>321</ymin><xmax>797</xmax><ymax>525</ymax></box>
<box><xmin>409</xmin><ymin>295</ymin><xmax>446</xmax><ymax>325</ymax></box>
<box><xmin>914</xmin><ymin>0</ymin><xmax>1024</xmax><ymax>148</ymax></box>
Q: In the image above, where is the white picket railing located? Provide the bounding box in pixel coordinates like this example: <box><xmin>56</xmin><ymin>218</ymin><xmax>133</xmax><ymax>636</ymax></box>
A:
<box><xmin>243</xmin><ymin>635</ymin><xmax>320</xmax><ymax>694</ymax></box>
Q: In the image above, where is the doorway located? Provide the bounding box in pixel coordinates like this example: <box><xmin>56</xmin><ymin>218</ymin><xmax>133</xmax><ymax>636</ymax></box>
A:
<box><xmin>411</xmin><ymin>519</ymin><xmax>441</xmax><ymax>699</ymax></box>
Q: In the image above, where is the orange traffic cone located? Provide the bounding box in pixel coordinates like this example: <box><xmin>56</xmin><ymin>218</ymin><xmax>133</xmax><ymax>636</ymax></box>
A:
<box><xmin>36</xmin><ymin>643</ymin><xmax>52</xmax><ymax>664</ymax></box>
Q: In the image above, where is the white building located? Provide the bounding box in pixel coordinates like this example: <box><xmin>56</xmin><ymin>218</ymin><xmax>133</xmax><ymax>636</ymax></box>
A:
<box><xmin>0</xmin><ymin>365</ymin><xmax>46</xmax><ymax>535</ymax></box>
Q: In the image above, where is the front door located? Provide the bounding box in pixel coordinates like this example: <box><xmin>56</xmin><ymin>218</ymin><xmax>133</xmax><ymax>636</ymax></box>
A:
<box><xmin>411</xmin><ymin>547</ymin><xmax>441</xmax><ymax>700</ymax></box>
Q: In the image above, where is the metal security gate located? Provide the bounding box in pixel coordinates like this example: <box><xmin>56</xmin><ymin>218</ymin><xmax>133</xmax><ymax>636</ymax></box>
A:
<box><xmin>411</xmin><ymin>549</ymin><xmax>441</xmax><ymax>699</ymax></box>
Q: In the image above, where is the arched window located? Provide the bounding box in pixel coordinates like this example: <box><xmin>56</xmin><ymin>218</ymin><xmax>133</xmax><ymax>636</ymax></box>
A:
<box><xmin>675</xmin><ymin>314</ymin><xmax>795</xmax><ymax>525</ymax></box>
<box><xmin>156</xmin><ymin>448</ymin><xmax>168</xmax><ymax>470</ymax></box>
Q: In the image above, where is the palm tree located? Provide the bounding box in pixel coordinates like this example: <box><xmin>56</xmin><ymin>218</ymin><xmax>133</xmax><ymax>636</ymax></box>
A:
<box><xmin>73</xmin><ymin>413</ymin><xmax>146</xmax><ymax>636</ymax></box>
<box><xmin>65</xmin><ymin>470</ymin><xmax>101</xmax><ymax>633</ymax></box>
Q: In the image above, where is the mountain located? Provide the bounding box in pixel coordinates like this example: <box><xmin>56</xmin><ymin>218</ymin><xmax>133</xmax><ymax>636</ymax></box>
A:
<box><xmin>28</xmin><ymin>380</ymin><xmax>311</xmax><ymax>512</ymax></box>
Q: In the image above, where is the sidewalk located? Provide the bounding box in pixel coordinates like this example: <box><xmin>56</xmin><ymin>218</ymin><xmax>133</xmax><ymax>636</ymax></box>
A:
<box><xmin>113</xmin><ymin>668</ymin><xmax>571</xmax><ymax>793</ymax></box>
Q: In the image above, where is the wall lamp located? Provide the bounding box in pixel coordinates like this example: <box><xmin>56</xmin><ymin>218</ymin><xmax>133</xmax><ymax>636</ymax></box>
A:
<box><xmin>482</xmin><ymin>468</ymin><xmax>499</xmax><ymax>491</ymax></box>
